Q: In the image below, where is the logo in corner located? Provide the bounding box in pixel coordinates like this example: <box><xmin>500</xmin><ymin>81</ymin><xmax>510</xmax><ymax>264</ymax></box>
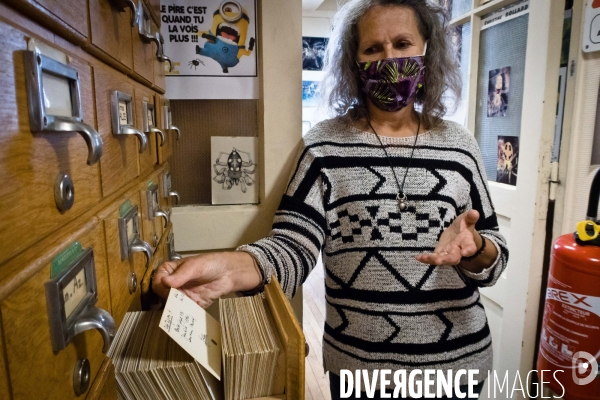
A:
<box><xmin>572</xmin><ymin>351</ymin><xmax>599</xmax><ymax>386</ymax></box>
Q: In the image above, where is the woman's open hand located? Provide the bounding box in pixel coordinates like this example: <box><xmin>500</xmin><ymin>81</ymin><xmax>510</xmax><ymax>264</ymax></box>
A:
<box><xmin>151</xmin><ymin>252</ymin><xmax>261</xmax><ymax>308</ymax></box>
<box><xmin>415</xmin><ymin>209</ymin><xmax>482</xmax><ymax>266</ymax></box>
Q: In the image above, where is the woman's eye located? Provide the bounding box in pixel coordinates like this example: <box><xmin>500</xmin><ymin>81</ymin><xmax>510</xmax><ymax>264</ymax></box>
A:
<box><xmin>396</xmin><ymin>42</ymin><xmax>409</xmax><ymax>49</ymax></box>
<box><xmin>364</xmin><ymin>47</ymin><xmax>376</xmax><ymax>54</ymax></box>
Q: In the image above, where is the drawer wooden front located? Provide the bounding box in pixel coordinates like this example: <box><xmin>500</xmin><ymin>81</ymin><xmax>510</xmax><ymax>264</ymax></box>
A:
<box><xmin>0</xmin><ymin>21</ymin><xmax>101</xmax><ymax>265</ymax></box>
<box><xmin>158</xmin><ymin>164</ymin><xmax>174</xmax><ymax>214</ymax></box>
<box><xmin>5</xmin><ymin>0</ymin><xmax>88</xmax><ymax>40</ymax></box>
<box><xmin>134</xmin><ymin>84</ymin><xmax>159</xmax><ymax>177</ymax></box>
<box><xmin>143</xmin><ymin>0</ymin><xmax>161</xmax><ymax>28</ymax></box>
<box><xmin>101</xmin><ymin>193</ymin><xmax>147</xmax><ymax>327</ymax></box>
<box><xmin>88</xmin><ymin>0</ymin><xmax>133</xmax><ymax>70</ymax></box>
<box><xmin>131</xmin><ymin>3</ymin><xmax>155</xmax><ymax>85</ymax></box>
<box><xmin>157</xmin><ymin>96</ymin><xmax>174</xmax><ymax>164</ymax></box>
<box><xmin>93</xmin><ymin>64</ymin><xmax>139</xmax><ymax>198</ymax></box>
<box><xmin>1</xmin><ymin>223</ymin><xmax>111</xmax><ymax>400</ymax></box>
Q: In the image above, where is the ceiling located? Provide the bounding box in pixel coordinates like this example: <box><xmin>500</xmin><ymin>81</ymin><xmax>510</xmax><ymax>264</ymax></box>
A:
<box><xmin>302</xmin><ymin>0</ymin><xmax>344</xmax><ymax>12</ymax></box>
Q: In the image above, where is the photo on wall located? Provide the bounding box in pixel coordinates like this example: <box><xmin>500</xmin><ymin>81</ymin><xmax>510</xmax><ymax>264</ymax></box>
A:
<box><xmin>451</xmin><ymin>25</ymin><xmax>463</xmax><ymax>65</ymax></box>
<box><xmin>487</xmin><ymin>66</ymin><xmax>511</xmax><ymax>117</ymax></box>
<box><xmin>302</xmin><ymin>37</ymin><xmax>328</xmax><ymax>71</ymax></box>
<box><xmin>211</xmin><ymin>136</ymin><xmax>258</xmax><ymax>205</ymax></box>
<box><xmin>302</xmin><ymin>81</ymin><xmax>320</xmax><ymax>107</ymax></box>
<box><xmin>497</xmin><ymin>135</ymin><xmax>519</xmax><ymax>186</ymax></box>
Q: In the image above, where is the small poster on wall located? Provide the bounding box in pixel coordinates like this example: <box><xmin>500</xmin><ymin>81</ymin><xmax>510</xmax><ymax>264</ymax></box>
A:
<box><xmin>488</xmin><ymin>67</ymin><xmax>510</xmax><ymax>117</ymax></box>
<box><xmin>497</xmin><ymin>136</ymin><xmax>519</xmax><ymax>186</ymax></box>
<box><xmin>302</xmin><ymin>37</ymin><xmax>328</xmax><ymax>71</ymax></box>
<box><xmin>302</xmin><ymin>81</ymin><xmax>320</xmax><ymax>107</ymax></box>
<box><xmin>160</xmin><ymin>0</ymin><xmax>258</xmax><ymax>99</ymax></box>
<box><xmin>211</xmin><ymin>136</ymin><xmax>258</xmax><ymax>205</ymax></box>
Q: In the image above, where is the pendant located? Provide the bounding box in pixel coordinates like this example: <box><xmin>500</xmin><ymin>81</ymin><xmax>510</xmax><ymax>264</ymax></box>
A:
<box><xmin>397</xmin><ymin>191</ymin><xmax>408</xmax><ymax>211</ymax></box>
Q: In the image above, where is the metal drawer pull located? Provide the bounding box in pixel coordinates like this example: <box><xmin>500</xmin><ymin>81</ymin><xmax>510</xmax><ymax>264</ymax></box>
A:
<box><xmin>171</xmin><ymin>252</ymin><xmax>182</xmax><ymax>260</ymax></box>
<box><xmin>130</xmin><ymin>237</ymin><xmax>153</xmax><ymax>269</ymax></box>
<box><xmin>108</xmin><ymin>0</ymin><xmax>138</xmax><ymax>26</ymax></box>
<box><xmin>170</xmin><ymin>125</ymin><xmax>181</xmax><ymax>141</ymax></box>
<box><xmin>121</xmin><ymin>125</ymin><xmax>148</xmax><ymax>153</ymax></box>
<box><xmin>151</xmin><ymin>126</ymin><xmax>165</xmax><ymax>146</ymax></box>
<box><xmin>49</xmin><ymin>117</ymin><xmax>103</xmax><ymax>165</ymax></box>
<box><xmin>155</xmin><ymin>209</ymin><xmax>170</xmax><ymax>228</ymax></box>
<box><xmin>169</xmin><ymin>191</ymin><xmax>180</xmax><ymax>205</ymax></box>
<box><xmin>73</xmin><ymin>358</ymin><xmax>91</xmax><ymax>396</ymax></box>
<box><xmin>24</xmin><ymin>51</ymin><xmax>104</xmax><ymax>166</ymax></box>
<box><xmin>70</xmin><ymin>305</ymin><xmax>116</xmax><ymax>353</ymax></box>
<box><xmin>112</xmin><ymin>91</ymin><xmax>147</xmax><ymax>153</ymax></box>
<box><xmin>155</xmin><ymin>33</ymin><xmax>173</xmax><ymax>72</ymax></box>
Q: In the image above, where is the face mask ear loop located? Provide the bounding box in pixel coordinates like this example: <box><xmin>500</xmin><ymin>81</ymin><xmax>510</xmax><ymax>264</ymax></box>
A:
<box><xmin>422</xmin><ymin>42</ymin><xmax>428</xmax><ymax>57</ymax></box>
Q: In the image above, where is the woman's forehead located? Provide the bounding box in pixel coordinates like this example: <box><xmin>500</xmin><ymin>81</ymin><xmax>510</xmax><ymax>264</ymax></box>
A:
<box><xmin>357</xmin><ymin>5</ymin><xmax>422</xmax><ymax>42</ymax></box>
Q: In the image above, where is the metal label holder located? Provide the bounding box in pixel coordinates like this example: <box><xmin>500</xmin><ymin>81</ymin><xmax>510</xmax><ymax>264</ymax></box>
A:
<box><xmin>111</xmin><ymin>91</ymin><xmax>147</xmax><ymax>153</ymax></box>
<box><xmin>118</xmin><ymin>204</ymin><xmax>153</xmax><ymax>278</ymax></box>
<box><xmin>45</xmin><ymin>248</ymin><xmax>115</xmax><ymax>353</ymax></box>
<box><xmin>23</xmin><ymin>51</ymin><xmax>103</xmax><ymax>165</ymax></box>
<box><xmin>167</xmin><ymin>232</ymin><xmax>182</xmax><ymax>261</ymax></box>
<box><xmin>142</xmin><ymin>100</ymin><xmax>165</xmax><ymax>146</ymax></box>
<box><xmin>146</xmin><ymin>182</ymin><xmax>169</xmax><ymax>227</ymax></box>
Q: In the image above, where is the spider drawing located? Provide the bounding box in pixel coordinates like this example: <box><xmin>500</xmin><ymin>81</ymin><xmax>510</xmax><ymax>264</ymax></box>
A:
<box><xmin>188</xmin><ymin>59</ymin><xmax>205</xmax><ymax>69</ymax></box>
<box><xmin>213</xmin><ymin>148</ymin><xmax>256</xmax><ymax>193</ymax></box>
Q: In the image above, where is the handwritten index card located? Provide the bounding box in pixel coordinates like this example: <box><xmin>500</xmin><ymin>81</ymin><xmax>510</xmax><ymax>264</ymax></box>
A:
<box><xmin>160</xmin><ymin>288</ymin><xmax>222</xmax><ymax>380</ymax></box>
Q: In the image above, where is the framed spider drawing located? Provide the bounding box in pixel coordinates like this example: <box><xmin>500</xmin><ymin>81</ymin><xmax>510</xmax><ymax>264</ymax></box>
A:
<box><xmin>211</xmin><ymin>136</ymin><xmax>259</xmax><ymax>204</ymax></box>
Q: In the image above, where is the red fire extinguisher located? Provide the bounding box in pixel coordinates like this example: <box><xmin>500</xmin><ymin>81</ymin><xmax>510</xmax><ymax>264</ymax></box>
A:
<box><xmin>537</xmin><ymin>169</ymin><xmax>600</xmax><ymax>399</ymax></box>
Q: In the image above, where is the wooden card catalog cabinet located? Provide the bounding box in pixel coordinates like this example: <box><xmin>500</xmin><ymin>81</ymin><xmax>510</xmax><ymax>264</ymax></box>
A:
<box><xmin>132</xmin><ymin>0</ymin><xmax>156</xmax><ymax>84</ymax></box>
<box><xmin>88</xmin><ymin>0</ymin><xmax>135</xmax><ymax>70</ymax></box>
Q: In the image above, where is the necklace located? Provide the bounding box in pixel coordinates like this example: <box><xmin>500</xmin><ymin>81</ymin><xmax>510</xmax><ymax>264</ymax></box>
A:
<box><xmin>368</xmin><ymin>117</ymin><xmax>421</xmax><ymax>211</ymax></box>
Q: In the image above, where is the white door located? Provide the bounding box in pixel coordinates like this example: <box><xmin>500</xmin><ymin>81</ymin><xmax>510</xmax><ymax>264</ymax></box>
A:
<box><xmin>448</xmin><ymin>1</ymin><xmax>564</xmax><ymax>398</ymax></box>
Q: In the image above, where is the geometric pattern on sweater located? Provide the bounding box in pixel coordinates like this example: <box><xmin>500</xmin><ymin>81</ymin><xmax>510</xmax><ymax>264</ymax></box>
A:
<box><xmin>237</xmin><ymin>117</ymin><xmax>509</xmax><ymax>385</ymax></box>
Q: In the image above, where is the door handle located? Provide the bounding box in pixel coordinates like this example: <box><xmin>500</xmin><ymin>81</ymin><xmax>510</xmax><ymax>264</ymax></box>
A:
<box><xmin>171</xmin><ymin>252</ymin><xmax>182</xmax><ymax>260</ymax></box>
<box><xmin>69</xmin><ymin>305</ymin><xmax>116</xmax><ymax>353</ymax></box>
<box><xmin>120</xmin><ymin>125</ymin><xmax>148</xmax><ymax>153</ymax></box>
<box><xmin>150</xmin><ymin>126</ymin><xmax>165</xmax><ymax>146</ymax></box>
<box><xmin>159</xmin><ymin>54</ymin><xmax>173</xmax><ymax>73</ymax></box>
<box><xmin>169</xmin><ymin>191</ymin><xmax>180</xmax><ymax>205</ymax></box>
<box><xmin>48</xmin><ymin>117</ymin><xmax>103</xmax><ymax>165</ymax></box>
<box><xmin>130</xmin><ymin>237</ymin><xmax>153</xmax><ymax>269</ymax></box>
<box><xmin>155</xmin><ymin>33</ymin><xmax>173</xmax><ymax>72</ymax></box>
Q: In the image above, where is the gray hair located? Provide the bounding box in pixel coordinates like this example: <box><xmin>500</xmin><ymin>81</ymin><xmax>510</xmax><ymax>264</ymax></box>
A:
<box><xmin>320</xmin><ymin>0</ymin><xmax>461</xmax><ymax>128</ymax></box>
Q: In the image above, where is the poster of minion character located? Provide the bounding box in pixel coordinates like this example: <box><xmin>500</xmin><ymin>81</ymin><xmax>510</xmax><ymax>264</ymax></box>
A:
<box><xmin>160</xmin><ymin>0</ymin><xmax>257</xmax><ymax>77</ymax></box>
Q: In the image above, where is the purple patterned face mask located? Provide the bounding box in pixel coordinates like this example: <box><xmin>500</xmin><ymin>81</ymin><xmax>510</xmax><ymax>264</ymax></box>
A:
<box><xmin>357</xmin><ymin>44</ymin><xmax>427</xmax><ymax>112</ymax></box>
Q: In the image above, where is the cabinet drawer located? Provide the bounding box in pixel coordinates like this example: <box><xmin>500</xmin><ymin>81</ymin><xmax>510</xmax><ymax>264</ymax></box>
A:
<box><xmin>88</xmin><ymin>0</ymin><xmax>134</xmax><ymax>71</ymax></box>
<box><xmin>0</xmin><ymin>21</ymin><xmax>101</xmax><ymax>265</ymax></box>
<box><xmin>131</xmin><ymin>1</ymin><xmax>156</xmax><ymax>85</ymax></box>
<box><xmin>134</xmin><ymin>84</ymin><xmax>159</xmax><ymax>177</ymax></box>
<box><xmin>153</xmin><ymin>39</ymin><xmax>166</xmax><ymax>92</ymax></box>
<box><xmin>142</xmin><ymin>0</ymin><xmax>161</xmax><ymax>28</ymax></box>
<box><xmin>159</xmin><ymin>163</ymin><xmax>177</xmax><ymax>214</ymax></box>
<box><xmin>4</xmin><ymin>0</ymin><xmax>88</xmax><ymax>43</ymax></box>
<box><xmin>1</xmin><ymin>222</ymin><xmax>111</xmax><ymax>400</ymax></box>
<box><xmin>157</xmin><ymin>96</ymin><xmax>175</xmax><ymax>164</ymax></box>
<box><xmin>100</xmin><ymin>193</ymin><xmax>149</xmax><ymax>326</ymax></box>
<box><xmin>93</xmin><ymin>64</ymin><xmax>139</xmax><ymax>198</ymax></box>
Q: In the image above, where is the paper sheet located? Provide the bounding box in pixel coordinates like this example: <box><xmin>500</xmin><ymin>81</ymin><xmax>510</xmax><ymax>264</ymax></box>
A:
<box><xmin>160</xmin><ymin>288</ymin><xmax>222</xmax><ymax>380</ymax></box>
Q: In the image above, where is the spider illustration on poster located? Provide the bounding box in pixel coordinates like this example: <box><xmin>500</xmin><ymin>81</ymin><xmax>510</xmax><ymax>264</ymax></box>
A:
<box><xmin>213</xmin><ymin>148</ymin><xmax>256</xmax><ymax>193</ymax></box>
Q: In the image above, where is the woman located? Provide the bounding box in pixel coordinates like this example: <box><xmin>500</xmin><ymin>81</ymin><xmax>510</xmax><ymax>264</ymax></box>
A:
<box><xmin>153</xmin><ymin>1</ymin><xmax>508</xmax><ymax>398</ymax></box>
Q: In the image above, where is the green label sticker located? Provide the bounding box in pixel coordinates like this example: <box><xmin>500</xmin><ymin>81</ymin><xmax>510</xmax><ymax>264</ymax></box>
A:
<box><xmin>51</xmin><ymin>242</ymin><xmax>83</xmax><ymax>278</ymax></box>
<box><xmin>120</xmin><ymin>200</ymin><xmax>133</xmax><ymax>217</ymax></box>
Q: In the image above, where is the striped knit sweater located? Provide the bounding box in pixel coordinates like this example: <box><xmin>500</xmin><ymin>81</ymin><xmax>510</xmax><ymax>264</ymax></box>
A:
<box><xmin>238</xmin><ymin>117</ymin><xmax>509</xmax><ymax>385</ymax></box>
